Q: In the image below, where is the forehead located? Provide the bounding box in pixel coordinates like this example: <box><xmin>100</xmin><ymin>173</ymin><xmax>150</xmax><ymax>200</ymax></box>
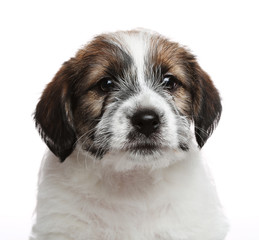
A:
<box><xmin>74</xmin><ymin>30</ymin><xmax>194</xmax><ymax>88</ymax></box>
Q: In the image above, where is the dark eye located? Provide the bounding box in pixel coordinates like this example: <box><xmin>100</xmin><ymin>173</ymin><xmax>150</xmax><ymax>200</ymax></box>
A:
<box><xmin>162</xmin><ymin>74</ymin><xmax>180</xmax><ymax>91</ymax></box>
<box><xmin>99</xmin><ymin>77</ymin><xmax>115</xmax><ymax>92</ymax></box>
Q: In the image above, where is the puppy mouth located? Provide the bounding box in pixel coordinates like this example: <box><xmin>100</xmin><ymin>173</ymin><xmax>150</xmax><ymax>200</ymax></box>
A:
<box><xmin>124</xmin><ymin>129</ymin><xmax>165</xmax><ymax>155</ymax></box>
<box><xmin>124</xmin><ymin>143</ymin><xmax>162</xmax><ymax>155</ymax></box>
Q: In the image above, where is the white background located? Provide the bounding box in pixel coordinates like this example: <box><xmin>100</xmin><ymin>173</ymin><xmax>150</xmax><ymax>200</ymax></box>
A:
<box><xmin>1</xmin><ymin>0</ymin><xmax>258</xmax><ymax>239</ymax></box>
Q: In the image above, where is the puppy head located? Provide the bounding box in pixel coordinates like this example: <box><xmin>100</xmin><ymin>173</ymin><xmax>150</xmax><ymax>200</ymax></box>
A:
<box><xmin>35</xmin><ymin>30</ymin><xmax>221</xmax><ymax>165</ymax></box>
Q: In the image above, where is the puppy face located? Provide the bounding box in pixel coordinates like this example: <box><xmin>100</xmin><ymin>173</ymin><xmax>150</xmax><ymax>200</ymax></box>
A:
<box><xmin>35</xmin><ymin>30</ymin><xmax>221</xmax><ymax>165</ymax></box>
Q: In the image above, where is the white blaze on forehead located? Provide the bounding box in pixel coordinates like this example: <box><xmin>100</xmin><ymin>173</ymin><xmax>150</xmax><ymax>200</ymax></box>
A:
<box><xmin>115</xmin><ymin>31</ymin><xmax>151</xmax><ymax>86</ymax></box>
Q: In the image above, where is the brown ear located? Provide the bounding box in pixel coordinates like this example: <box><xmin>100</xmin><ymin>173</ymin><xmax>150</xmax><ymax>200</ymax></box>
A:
<box><xmin>192</xmin><ymin>64</ymin><xmax>222</xmax><ymax>148</ymax></box>
<box><xmin>34</xmin><ymin>62</ymin><xmax>77</xmax><ymax>162</ymax></box>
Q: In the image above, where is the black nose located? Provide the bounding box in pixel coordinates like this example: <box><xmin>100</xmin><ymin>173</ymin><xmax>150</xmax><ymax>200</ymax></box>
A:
<box><xmin>131</xmin><ymin>110</ymin><xmax>160</xmax><ymax>137</ymax></box>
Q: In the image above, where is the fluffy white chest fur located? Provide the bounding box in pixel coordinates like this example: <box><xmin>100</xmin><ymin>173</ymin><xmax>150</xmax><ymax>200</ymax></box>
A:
<box><xmin>31</xmin><ymin>30</ymin><xmax>228</xmax><ymax>239</ymax></box>
<box><xmin>31</xmin><ymin>147</ymin><xmax>228</xmax><ymax>240</ymax></box>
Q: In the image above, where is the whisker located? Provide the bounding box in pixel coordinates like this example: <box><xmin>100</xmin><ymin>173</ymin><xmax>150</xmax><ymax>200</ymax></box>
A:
<box><xmin>194</xmin><ymin>126</ymin><xmax>209</xmax><ymax>136</ymax></box>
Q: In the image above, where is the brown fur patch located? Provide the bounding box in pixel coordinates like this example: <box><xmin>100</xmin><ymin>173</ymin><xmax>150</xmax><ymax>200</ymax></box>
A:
<box><xmin>149</xmin><ymin>35</ymin><xmax>196</xmax><ymax>117</ymax></box>
<box><xmin>69</xmin><ymin>35</ymin><xmax>134</xmax><ymax>142</ymax></box>
<box><xmin>149</xmin><ymin>34</ymin><xmax>221</xmax><ymax>147</ymax></box>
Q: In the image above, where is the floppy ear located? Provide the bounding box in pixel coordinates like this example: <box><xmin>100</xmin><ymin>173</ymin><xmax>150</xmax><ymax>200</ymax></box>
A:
<box><xmin>192</xmin><ymin>64</ymin><xmax>222</xmax><ymax>148</ymax></box>
<box><xmin>35</xmin><ymin>62</ymin><xmax>77</xmax><ymax>162</ymax></box>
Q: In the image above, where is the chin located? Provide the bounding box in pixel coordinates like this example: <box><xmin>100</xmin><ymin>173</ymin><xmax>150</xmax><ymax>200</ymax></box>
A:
<box><xmin>30</xmin><ymin>29</ymin><xmax>229</xmax><ymax>240</ymax></box>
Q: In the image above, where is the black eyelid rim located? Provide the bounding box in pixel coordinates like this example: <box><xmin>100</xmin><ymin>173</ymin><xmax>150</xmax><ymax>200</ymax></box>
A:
<box><xmin>162</xmin><ymin>73</ymin><xmax>183</xmax><ymax>88</ymax></box>
<box><xmin>98</xmin><ymin>76</ymin><xmax>119</xmax><ymax>85</ymax></box>
<box><xmin>163</xmin><ymin>73</ymin><xmax>179</xmax><ymax>82</ymax></box>
<box><xmin>81</xmin><ymin>76</ymin><xmax>118</xmax><ymax>93</ymax></box>
<box><xmin>98</xmin><ymin>76</ymin><xmax>120</xmax><ymax>89</ymax></box>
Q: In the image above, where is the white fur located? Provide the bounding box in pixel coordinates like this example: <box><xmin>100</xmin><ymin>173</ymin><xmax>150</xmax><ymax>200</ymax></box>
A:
<box><xmin>112</xmin><ymin>31</ymin><xmax>150</xmax><ymax>84</ymax></box>
<box><xmin>30</xmin><ymin>146</ymin><xmax>228</xmax><ymax>240</ymax></box>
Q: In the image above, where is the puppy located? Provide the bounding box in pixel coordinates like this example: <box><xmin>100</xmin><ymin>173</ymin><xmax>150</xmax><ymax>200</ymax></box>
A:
<box><xmin>30</xmin><ymin>30</ymin><xmax>228</xmax><ymax>240</ymax></box>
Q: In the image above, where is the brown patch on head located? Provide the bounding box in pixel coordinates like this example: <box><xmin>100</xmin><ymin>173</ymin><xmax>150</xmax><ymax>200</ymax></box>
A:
<box><xmin>149</xmin><ymin>35</ymin><xmax>196</xmax><ymax>116</ymax></box>
<box><xmin>149</xmin><ymin>34</ymin><xmax>222</xmax><ymax>147</ymax></box>
<box><xmin>72</xmin><ymin>89</ymin><xmax>105</xmax><ymax>143</ymax></box>
<box><xmin>173</xmin><ymin>88</ymin><xmax>192</xmax><ymax>116</ymax></box>
<box><xmin>72</xmin><ymin>35</ymin><xmax>133</xmax><ymax>89</ymax></box>
<box><xmin>70</xmin><ymin>35</ymin><xmax>135</xmax><ymax>143</ymax></box>
<box><xmin>35</xmin><ymin>33</ymin><xmax>135</xmax><ymax>161</ymax></box>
